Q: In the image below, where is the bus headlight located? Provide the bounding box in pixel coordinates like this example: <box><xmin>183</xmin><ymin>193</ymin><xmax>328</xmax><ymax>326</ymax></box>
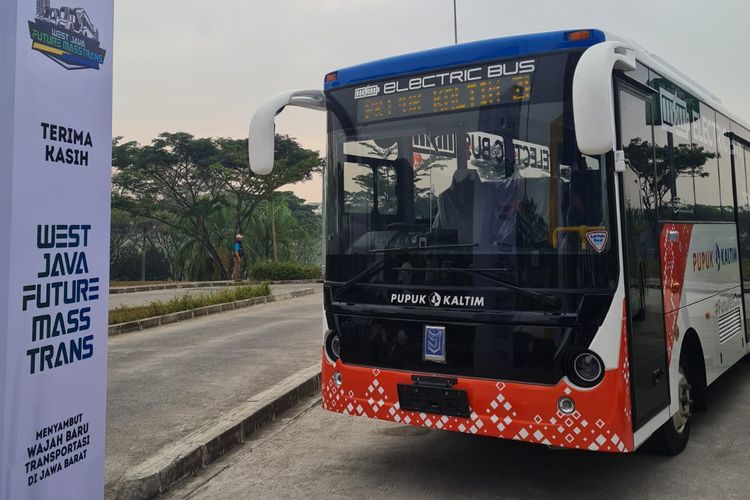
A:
<box><xmin>565</xmin><ymin>349</ymin><xmax>604</xmax><ymax>387</ymax></box>
<box><xmin>325</xmin><ymin>330</ymin><xmax>341</xmax><ymax>361</ymax></box>
<box><xmin>331</xmin><ymin>335</ymin><xmax>341</xmax><ymax>359</ymax></box>
<box><xmin>574</xmin><ymin>352</ymin><xmax>603</xmax><ymax>383</ymax></box>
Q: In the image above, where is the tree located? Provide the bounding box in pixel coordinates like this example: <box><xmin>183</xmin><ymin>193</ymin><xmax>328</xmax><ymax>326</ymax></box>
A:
<box><xmin>145</xmin><ymin>223</ymin><xmax>187</xmax><ymax>280</ymax></box>
<box><xmin>110</xmin><ymin>208</ymin><xmax>134</xmax><ymax>276</ymax></box>
<box><xmin>213</xmin><ymin>135</ymin><xmax>323</xmax><ymax>235</ymax></box>
<box><xmin>113</xmin><ymin>133</ymin><xmax>229</xmax><ymax>278</ymax></box>
<box><xmin>623</xmin><ymin>137</ymin><xmax>716</xmax><ymax>231</ymax></box>
<box><xmin>241</xmin><ymin>192</ymin><xmax>322</xmax><ymax>265</ymax></box>
<box><xmin>112</xmin><ymin>133</ymin><xmax>323</xmax><ymax>279</ymax></box>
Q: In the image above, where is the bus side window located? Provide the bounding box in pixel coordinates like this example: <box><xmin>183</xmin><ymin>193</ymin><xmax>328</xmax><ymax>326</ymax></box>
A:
<box><xmin>691</xmin><ymin>105</ymin><xmax>721</xmax><ymax>221</ymax></box>
<box><xmin>716</xmin><ymin>113</ymin><xmax>734</xmax><ymax>221</ymax></box>
<box><xmin>651</xmin><ymin>72</ymin><xmax>695</xmax><ymax>220</ymax></box>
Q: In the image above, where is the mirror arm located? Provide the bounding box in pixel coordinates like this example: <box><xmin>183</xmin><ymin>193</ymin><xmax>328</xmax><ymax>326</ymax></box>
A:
<box><xmin>572</xmin><ymin>41</ymin><xmax>636</xmax><ymax>156</ymax></box>
<box><xmin>248</xmin><ymin>89</ymin><xmax>326</xmax><ymax>175</ymax></box>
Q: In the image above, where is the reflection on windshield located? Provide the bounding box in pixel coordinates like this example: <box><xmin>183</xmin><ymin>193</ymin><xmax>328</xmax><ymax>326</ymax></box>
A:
<box><xmin>337</xmin><ymin>125</ymin><xmax>607</xmax><ymax>257</ymax></box>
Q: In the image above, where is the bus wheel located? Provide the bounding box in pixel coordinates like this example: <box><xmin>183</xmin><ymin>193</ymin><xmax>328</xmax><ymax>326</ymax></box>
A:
<box><xmin>650</xmin><ymin>364</ymin><xmax>693</xmax><ymax>455</ymax></box>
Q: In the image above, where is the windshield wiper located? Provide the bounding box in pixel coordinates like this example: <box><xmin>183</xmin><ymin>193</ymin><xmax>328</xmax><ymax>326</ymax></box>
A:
<box><xmin>368</xmin><ymin>243</ymin><xmax>478</xmax><ymax>254</ymax></box>
<box><xmin>449</xmin><ymin>268</ymin><xmax>561</xmax><ymax>308</ymax></box>
<box><xmin>406</xmin><ymin>266</ymin><xmax>559</xmax><ymax>307</ymax></box>
<box><xmin>333</xmin><ymin>257</ymin><xmax>389</xmax><ymax>302</ymax></box>
<box><xmin>333</xmin><ymin>244</ymin><xmax>477</xmax><ymax>301</ymax></box>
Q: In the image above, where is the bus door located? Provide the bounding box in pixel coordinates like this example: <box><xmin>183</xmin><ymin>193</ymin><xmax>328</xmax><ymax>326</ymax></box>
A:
<box><xmin>728</xmin><ymin>134</ymin><xmax>750</xmax><ymax>343</ymax></box>
<box><xmin>616</xmin><ymin>81</ymin><xmax>671</xmax><ymax>429</ymax></box>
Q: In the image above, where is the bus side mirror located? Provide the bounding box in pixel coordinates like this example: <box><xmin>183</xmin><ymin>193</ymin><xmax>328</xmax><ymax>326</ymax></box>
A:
<box><xmin>248</xmin><ymin>89</ymin><xmax>326</xmax><ymax>175</ymax></box>
<box><xmin>572</xmin><ymin>41</ymin><xmax>636</xmax><ymax>156</ymax></box>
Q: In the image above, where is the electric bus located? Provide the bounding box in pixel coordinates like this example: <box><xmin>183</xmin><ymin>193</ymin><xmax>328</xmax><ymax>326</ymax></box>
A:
<box><xmin>248</xmin><ymin>29</ymin><xmax>750</xmax><ymax>454</ymax></box>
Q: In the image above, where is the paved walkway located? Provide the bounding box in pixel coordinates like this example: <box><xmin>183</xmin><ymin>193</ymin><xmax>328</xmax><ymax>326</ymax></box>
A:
<box><xmin>105</xmin><ymin>292</ymin><xmax>323</xmax><ymax>496</ymax></box>
<box><xmin>108</xmin><ymin>283</ymin><xmax>322</xmax><ymax>309</ymax></box>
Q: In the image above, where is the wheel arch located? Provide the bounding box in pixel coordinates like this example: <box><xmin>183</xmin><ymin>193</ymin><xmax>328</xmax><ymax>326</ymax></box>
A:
<box><xmin>679</xmin><ymin>327</ymin><xmax>707</xmax><ymax>410</ymax></box>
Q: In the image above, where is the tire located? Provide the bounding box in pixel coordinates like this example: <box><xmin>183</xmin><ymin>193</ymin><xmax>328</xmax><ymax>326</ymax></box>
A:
<box><xmin>650</xmin><ymin>362</ymin><xmax>693</xmax><ymax>455</ymax></box>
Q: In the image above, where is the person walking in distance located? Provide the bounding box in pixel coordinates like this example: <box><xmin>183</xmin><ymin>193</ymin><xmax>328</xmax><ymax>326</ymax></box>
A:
<box><xmin>232</xmin><ymin>233</ymin><xmax>244</xmax><ymax>281</ymax></box>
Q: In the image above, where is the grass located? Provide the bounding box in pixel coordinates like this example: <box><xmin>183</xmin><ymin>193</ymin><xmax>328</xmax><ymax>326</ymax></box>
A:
<box><xmin>108</xmin><ymin>283</ymin><xmax>271</xmax><ymax>325</ymax></box>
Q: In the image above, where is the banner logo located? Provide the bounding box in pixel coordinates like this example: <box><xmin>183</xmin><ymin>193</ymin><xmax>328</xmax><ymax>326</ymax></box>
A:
<box><xmin>28</xmin><ymin>1</ymin><xmax>107</xmax><ymax>70</ymax></box>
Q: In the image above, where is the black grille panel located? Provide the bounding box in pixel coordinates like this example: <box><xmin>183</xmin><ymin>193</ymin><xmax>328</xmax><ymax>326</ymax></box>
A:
<box><xmin>336</xmin><ymin>314</ymin><xmax>597</xmax><ymax>385</ymax></box>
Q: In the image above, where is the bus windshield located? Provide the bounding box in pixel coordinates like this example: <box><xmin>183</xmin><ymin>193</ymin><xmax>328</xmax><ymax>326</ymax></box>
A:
<box><xmin>325</xmin><ymin>51</ymin><xmax>619</xmax><ymax>304</ymax></box>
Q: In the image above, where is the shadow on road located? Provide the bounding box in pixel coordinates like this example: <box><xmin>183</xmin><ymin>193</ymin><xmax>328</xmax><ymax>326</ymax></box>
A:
<box><xmin>352</xmin><ymin>357</ymin><xmax>750</xmax><ymax>499</ymax></box>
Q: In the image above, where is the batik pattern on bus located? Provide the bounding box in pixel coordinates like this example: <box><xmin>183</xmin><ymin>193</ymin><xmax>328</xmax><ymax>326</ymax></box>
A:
<box><xmin>660</xmin><ymin>223</ymin><xmax>694</xmax><ymax>364</ymax></box>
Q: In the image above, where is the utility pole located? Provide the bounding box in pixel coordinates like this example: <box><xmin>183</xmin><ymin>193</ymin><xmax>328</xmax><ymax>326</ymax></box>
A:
<box><xmin>270</xmin><ymin>193</ymin><xmax>279</xmax><ymax>262</ymax></box>
<box><xmin>140</xmin><ymin>225</ymin><xmax>147</xmax><ymax>281</ymax></box>
<box><xmin>453</xmin><ymin>0</ymin><xmax>458</xmax><ymax>44</ymax></box>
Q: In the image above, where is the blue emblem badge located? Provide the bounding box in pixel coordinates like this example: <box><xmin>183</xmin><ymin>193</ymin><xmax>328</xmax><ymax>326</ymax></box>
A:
<box><xmin>423</xmin><ymin>325</ymin><xmax>446</xmax><ymax>363</ymax></box>
<box><xmin>585</xmin><ymin>230</ymin><xmax>608</xmax><ymax>253</ymax></box>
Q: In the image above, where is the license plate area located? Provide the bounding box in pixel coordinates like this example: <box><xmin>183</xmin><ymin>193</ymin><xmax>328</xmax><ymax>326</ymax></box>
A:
<box><xmin>397</xmin><ymin>384</ymin><xmax>470</xmax><ymax>418</ymax></box>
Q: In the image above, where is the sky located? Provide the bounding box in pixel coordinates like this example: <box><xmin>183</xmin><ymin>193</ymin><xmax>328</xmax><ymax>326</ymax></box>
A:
<box><xmin>113</xmin><ymin>0</ymin><xmax>750</xmax><ymax>202</ymax></box>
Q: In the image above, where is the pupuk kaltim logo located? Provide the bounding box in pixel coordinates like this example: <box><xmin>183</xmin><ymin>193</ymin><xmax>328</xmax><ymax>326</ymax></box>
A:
<box><xmin>28</xmin><ymin>1</ymin><xmax>106</xmax><ymax>70</ymax></box>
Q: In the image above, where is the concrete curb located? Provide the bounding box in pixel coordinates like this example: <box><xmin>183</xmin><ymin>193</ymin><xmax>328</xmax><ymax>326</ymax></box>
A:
<box><xmin>108</xmin><ymin>288</ymin><xmax>317</xmax><ymax>336</ymax></box>
<box><xmin>112</xmin><ymin>365</ymin><xmax>321</xmax><ymax>500</ymax></box>
<box><xmin>110</xmin><ymin>279</ymin><xmax>323</xmax><ymax>294</ymax></box>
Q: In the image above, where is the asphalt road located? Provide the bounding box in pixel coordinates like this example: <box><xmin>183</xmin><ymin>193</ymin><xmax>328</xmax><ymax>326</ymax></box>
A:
<box><xmin>108</xmin><ymin>283</ymin><xmax>322</xmax><ymax>309</ymax></box>
<box><xmin>105</xmin><ymin>292</ymin><xmax>323</xmax><ymax>495</ymax></box>
<box><xmin>166</xmin><ymin>356</ymin><xmax>750</xmax><ymax>500</ymax></box>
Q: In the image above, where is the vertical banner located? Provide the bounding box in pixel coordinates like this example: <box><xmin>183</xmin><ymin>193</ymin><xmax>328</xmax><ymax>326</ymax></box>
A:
<box><xmin>0</xmin><ymin>1</ymin><xmax>113</xmax><ymax>499</ymax></box>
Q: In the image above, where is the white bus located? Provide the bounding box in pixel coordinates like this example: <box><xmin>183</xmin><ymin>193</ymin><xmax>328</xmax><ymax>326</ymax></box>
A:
<box><xmin>249</xmin><ymin>29</ymin><xmax>750</xmax><ymax>454</ymax></box>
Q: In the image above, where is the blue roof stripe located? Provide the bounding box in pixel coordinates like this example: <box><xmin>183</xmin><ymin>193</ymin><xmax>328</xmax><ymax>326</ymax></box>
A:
<box><xmin>325</xmin><ymin>29</ymin><xmax>605</xmax><ymax>89</ymax></box>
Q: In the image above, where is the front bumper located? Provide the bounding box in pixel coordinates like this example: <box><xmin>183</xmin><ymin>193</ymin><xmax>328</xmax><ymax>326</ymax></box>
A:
<box><xmin>321</xmin><ymin>342</ymin><xmax>634</xmax><ymax>452</ymax></box>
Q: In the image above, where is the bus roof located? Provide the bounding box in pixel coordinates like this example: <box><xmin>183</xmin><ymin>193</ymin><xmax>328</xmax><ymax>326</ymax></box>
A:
<box><xmin>325</xmin><ymin>29</ymin><xmax>750</xmax><ymax>133</ymax></box>
<box><xmin>605</xmin><ymin>32</ymin><xmax>750</xmax><ymax>132</ymax></box>
<box><xmin>325</xmin><ymin>29</ymin><xmax>605</xmax><ymax>90</ymax></box>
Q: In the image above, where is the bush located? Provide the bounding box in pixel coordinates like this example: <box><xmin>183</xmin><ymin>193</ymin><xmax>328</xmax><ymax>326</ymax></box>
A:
<box><xmin>109</xmin><ymin>283</ymin><xmax>271</xmax><ymax>325</ymax></box>
<box><xmin>110</xmin><ymin>244</ymin><xmax>171</xmax><ymax>282</ymax></box>
<box><xmin>248</xmin><ymin>261</ymin><xmax>322</xmax><ymax>281</ymax></box>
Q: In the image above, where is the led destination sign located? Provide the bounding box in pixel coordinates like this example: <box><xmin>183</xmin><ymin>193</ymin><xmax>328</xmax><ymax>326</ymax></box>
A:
<box><xmin>354</xmin><ymin>58</ymin><xmax>536</xmax><ymax>123</ymax></box>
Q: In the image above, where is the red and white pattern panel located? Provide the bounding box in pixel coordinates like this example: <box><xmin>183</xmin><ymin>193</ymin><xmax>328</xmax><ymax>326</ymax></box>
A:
<box><xmin>660</xmin><ymin>223</ymin><xmax>693</xmax><ymax>364</ymax></box>
<box><xmin>322</xmin><ymin>302</ymin><xmax>634</xmax><ymax>452</ymax></box>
